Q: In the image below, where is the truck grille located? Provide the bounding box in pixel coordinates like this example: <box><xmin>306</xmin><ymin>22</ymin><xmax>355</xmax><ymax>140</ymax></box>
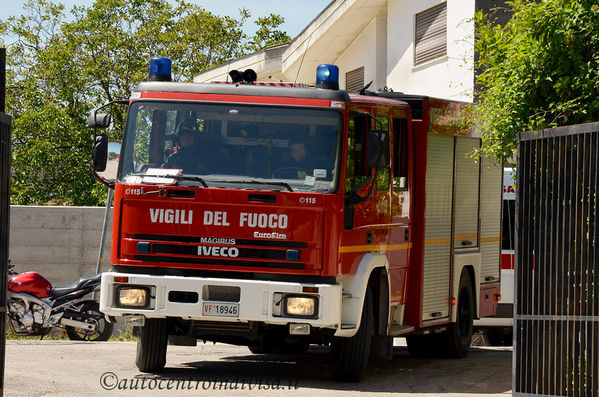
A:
<box><xmin>131</xmin><ymin>234</ymin><xmax>309</xmax><ymax>270</ymax></box>
<box><xmin>203</xmin><ymin>285</ymin><xmax>241</xmax><ymax>302</ymax></box>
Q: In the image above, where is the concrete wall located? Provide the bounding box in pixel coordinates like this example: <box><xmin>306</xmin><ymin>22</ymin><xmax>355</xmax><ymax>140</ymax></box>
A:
<box><xmin>336</xmin><ymin>16</ymin><xmax>388</xmax><ymax>92</ymax></box>
<box><xmin>9</xmin><ymin>206</ymin><xmax>112</xmax><ymax>286</ymax></box>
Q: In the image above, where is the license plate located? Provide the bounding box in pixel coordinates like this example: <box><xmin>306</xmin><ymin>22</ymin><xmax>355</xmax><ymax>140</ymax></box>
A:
<box><xmin>202</xmin><ymin>302</ymin><xmax>239</xmax><ymax>317</ymax></box>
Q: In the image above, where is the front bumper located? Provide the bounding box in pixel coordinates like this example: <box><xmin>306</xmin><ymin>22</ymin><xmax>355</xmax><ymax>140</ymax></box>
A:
<box><xmin>99</xmin><ymin>272</ymin><xmax>342</xmax><ymax>329</ymax></box>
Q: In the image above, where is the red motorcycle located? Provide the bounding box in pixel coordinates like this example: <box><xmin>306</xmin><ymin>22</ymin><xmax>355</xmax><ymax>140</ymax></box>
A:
<box><xmin>7</xmin><ymin>262</ymin><xmax>113</xmax><ymax>341</ymax></box>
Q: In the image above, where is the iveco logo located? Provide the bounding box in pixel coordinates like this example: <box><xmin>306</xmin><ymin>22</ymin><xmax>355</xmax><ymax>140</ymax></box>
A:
<box><xmin>149</xmin><ymin>209</ymin><xmax>193</xmax><ymax>224</ymax></box>
<box><xmin>197</xmin><ymin>246</ymin><xmax>239</xmax><ymax>258</ymax></box>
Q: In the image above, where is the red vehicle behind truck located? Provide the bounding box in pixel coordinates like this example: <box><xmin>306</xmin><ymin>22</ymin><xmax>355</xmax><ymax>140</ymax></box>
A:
<box><xmin>91</xmin><ymin>58</ymin><xmax>502</xmax><ymax>381</ymax></box>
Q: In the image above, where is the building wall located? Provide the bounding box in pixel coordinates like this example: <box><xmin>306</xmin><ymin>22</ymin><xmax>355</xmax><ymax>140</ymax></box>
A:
<box><xmin>336</xmin><ymin>16</ymin><xmax>388</xmax><ymax>92</ymax></box>
<box><xmin>386</xmin><ymin>0</ymin><xmax>475</xmax><ymax>102</ymax></box>
<box><xmin>193</xmin><ymin>45</ymin><xmax>288</xmax><ymax>84</ymax></box>
<box><xmin>9</xmin><ymin>206</ymin><xmax>112</xmax><ymax>286</ymax></box>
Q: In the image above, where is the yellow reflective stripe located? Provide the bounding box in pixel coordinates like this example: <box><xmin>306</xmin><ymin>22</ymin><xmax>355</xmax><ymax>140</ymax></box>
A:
<box><xmin>339</xmin><ymin>242</ymin><xmax>412</xmax><ymax>253</ymax></box>
<box><xmin>424</xmin><ymin>237</ymin><xmax>451</xmax><ymax>245</ymax></box>
<box><xmin>454</xmin><ymin>233</ymin><xmax>478</xmax><ymax>240</ymax></box>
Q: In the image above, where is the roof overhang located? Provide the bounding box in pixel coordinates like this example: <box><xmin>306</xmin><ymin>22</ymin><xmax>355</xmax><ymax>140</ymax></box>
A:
<box><xmin>282</xmin><ymin>0</ymin><xmax>387</xmax><ymax>84</ymax></box>
<box><xmin>193</xmin><ymin>44</ymin><xmax>289</xmax><ymax>83</ymax></box>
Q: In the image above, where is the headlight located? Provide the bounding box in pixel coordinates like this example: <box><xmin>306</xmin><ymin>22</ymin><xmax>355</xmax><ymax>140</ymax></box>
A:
<box><xmin>117</xmin><ymin>287</ymin><xmax>148</xmax><ymax>308</ymax></box>
<box><xmin>284</xmin><ymin>296</ymin><xmax>317</xmax><ymax>317</ymax></box>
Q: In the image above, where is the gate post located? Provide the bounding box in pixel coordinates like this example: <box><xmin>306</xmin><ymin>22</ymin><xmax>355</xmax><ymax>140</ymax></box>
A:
<box><xmin>0</xmin><ymin>46</ymin><xmax>10</xmax><ymax>397</ymax></box>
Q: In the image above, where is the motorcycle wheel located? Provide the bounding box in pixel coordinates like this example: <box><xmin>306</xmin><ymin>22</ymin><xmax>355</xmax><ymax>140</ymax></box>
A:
<box><xmin>65</xmin><ymin>301</ymin><xmax>114</xmax><ymax>342</ymax></box>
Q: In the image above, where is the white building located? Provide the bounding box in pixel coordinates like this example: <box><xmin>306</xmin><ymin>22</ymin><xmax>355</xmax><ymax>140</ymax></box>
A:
<box><xmin>194</xmin><ymin>0</ymin><xmax>507</xmax><ymax>103</ymax></box>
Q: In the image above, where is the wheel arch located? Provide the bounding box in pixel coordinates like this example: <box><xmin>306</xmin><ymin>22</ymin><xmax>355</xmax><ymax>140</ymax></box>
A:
<box><xmin>335</xmin><ymin>253</ymin><xmax>390</xmax><ymax>338</ymax></box>
<box><xmin>452</xmin><ymin>252</ymin><xmax>481</xmax><ymax>322</ymax></box>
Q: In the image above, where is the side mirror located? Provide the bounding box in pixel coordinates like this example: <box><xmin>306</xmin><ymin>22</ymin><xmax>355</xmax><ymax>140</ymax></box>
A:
<box><xmin>93</xmin><ymin>138</ymin><xmax>121</xmax><ymax>182</ymax></box>
<box><xmin>367</xmin><ymin>129</ymin><xmax>390</xmax><ymax>169</ymax></box>
<box><xmin>88</xmin><ymin>113</ymin><xmax>112</xmax><ymax>129</ymax></box>
<box><xmin>93</xmin><ymin>134</ymin><xmax>108</xmax><ymax>172</ymax></box>
<box><xmin>100</xmin><ymin>141</ymin><xmax>122</xmax><ymax>181</ymax></box>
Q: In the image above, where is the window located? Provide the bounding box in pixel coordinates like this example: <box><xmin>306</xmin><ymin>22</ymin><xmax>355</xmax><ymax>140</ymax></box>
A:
<box><xmin>414</xmin><ymin>2</ymin><xmax>447</xmax><ymax>66</ymax></box>
<box><xmin>502</xmin><ymin>199</ymin><xmax>515</xmax><ymax>250</ymax></box>
<box><xmin>375</xmin><ymin>115</ymin><xmax>390</xmax><ymax>191</ymax></box>
<box><xmin>345</xmin><ymin>113</ymin><xmax>368</xmax><ymax>192</ymax></box>
<box><xmin>121</xmin><ymin>101</ymin><xmax>342</xmax><ymax>193</ymax></box>
<box><xmin>393</xmin><ymin>117</ymin><xmax>409</xmax><ymax>190</ymax></box>
<box><xmin>345</xmin><ymin>67</ymin><xmax>365</xmax><ymax>92</ymax></box>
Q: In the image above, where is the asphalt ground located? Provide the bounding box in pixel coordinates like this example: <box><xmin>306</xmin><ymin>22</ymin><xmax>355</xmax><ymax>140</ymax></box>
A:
<box><xmin>5</xmin><ymin>339</ymin><xmax>511</xmax><ymax>397</ymax></box>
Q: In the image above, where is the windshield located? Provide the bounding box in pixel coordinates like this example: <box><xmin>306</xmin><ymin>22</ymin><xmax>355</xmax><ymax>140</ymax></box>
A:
<box><xmin>120</xmin><ymin>101</ymin><xmax>342</xmax><ymax>193</ymax></box>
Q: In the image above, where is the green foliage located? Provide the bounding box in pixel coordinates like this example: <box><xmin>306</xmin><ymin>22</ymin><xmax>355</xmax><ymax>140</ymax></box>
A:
<box><xmin>248</xmin><ymin>14</ymin><xmax>292</xmax><ymax>52</ymax></box>
<box><xmin>108</xmin><ymin>327</ymin><xmax>137</xmax><ymax>342</ymax></box>
<box><xmin>3</xmin><ymin>0</ymin><xmax>290</xmax><ymax>205</ymax></box>
<box><xmin>471</xmin><ymin>0</ymin><xmax>599</xmax><ymax>162</ymax></box>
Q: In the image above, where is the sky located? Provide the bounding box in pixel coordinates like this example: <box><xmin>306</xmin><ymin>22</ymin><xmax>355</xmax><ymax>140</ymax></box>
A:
<box><xmin>0</xmin><ymin>0</ymin><xmax>327</xmax><ymax>40</ymax></box>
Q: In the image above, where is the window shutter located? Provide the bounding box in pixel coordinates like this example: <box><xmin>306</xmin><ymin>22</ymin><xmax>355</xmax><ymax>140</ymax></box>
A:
<box><xmin>414</xmin><ymin>2</ymin><xmax>447</xmax><ymax>66</ymax></box>
<box><xmin>345</xmin><ymin>67</ymin><xmax>364</xmax><ymax>92</ymax></box>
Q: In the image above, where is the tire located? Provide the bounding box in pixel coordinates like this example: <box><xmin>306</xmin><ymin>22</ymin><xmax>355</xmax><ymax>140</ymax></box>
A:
<box><xmin>136</xmin><ymin>318</ymin><xmax>168</xmax><ymax>373</ymax></box>
<box><xmin>65</xmin><ymin>301</ymin><xmax>114</xmax><ymax>342</ymax></box>
<box><xmin>331</xmin><ymin>284</ymin><xmax>374</xmax><ymax>382</ymax></box>
<box><xmin>441</xmin><ymin>271</ymin><xmax>474</xmax><ymax>358</ymax></box>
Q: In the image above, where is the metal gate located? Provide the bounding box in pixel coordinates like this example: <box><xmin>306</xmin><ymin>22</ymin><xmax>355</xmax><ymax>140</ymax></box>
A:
<box><xmin>514</xmin><ymin>122</ymin><xmax>599</xmax><ymax>396</ymax></box>
<box><xmin>0</xmin><ymin>46</ymin><xmax>9</xmax><ymax>397</ymax></box>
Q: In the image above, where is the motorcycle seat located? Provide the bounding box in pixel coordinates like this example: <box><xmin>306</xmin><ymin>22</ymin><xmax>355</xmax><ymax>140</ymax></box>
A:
<box><xmin>48</xmin><ymin>274</ymin><xmax>101</xmax><ymax>299</ymax></box>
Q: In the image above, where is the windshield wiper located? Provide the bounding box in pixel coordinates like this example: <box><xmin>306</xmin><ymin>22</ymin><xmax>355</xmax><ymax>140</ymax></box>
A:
<box><xmin>211</xmin><ymin>179</ymin><xmax>294</xmax><ymax>192</ymax></box>
<box><xmin>129</xmin><ymin>173</ymin><xmax>209</xmax><ymax>188</ymax></box>
<box><xmin>178</xmin><ymin>174</ymin><xmax>209</xmax><ymax>187</ymax></box>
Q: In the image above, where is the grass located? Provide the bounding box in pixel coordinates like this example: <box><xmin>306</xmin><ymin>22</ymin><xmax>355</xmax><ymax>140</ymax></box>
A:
<box><xmin>5</xmin><ymin>327</ymin><xmax>137</xmax><ymax>342</ymax></box>
<box><xmin>108</xmin><ymin>328</ymin><xmax>137</xmax><ymax>342</ymax></box>
<box><xmin>5</xmin><ymin>328</ymin><xmax>67</xmax><ymax>340</ymax></box>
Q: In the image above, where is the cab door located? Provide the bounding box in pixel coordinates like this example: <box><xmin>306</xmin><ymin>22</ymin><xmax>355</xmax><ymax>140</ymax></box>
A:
<box><xmin>389</xmin><ymin>116</ymin><xmax>412</xmax><ymax>306</ymax></box>
<box><xmin>344</xmin><ymin>108</ymin><xmax>391</xmax><ymax>231</ymax></box>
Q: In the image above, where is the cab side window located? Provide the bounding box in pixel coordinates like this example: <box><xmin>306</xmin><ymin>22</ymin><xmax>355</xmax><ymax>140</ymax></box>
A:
<box><xmin>393</xmin><ymin>117</ymin><xmax>409</xmax><ymax>190</ymax></box>
<box><xmin>345</xmin><ymin>114</ymin><xmax>368</xmax><ymax>192</ymax></box>
<box><xmin>375</xmin><ymin>114</ymin><xmax>390</xmax><ymax>191</ymax></box>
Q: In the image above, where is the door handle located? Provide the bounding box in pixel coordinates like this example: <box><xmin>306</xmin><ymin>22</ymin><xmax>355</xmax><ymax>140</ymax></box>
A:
<box><xmin>405</xmin><ymin>229</ymin><xmax>409</xmax><ymax>242</ymax></box>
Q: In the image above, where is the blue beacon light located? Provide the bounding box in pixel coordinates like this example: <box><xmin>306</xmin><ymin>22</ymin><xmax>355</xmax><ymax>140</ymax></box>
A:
<box><xmin>148</xmin><ymin>56</ymin><xmax>172</xmax><ymax>81</ymax></box>
<box><xmin>315</xmin><ymin>64</ymin><xmax>339</xmax><ymax>90</ymax></box>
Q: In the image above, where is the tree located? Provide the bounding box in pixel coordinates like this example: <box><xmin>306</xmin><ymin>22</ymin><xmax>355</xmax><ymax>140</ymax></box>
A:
<box><xmin>247</xmin><ymin>14</ymin><xmax>292</xmax><ymax>52</ymax></box>
<box><xmin>471</xmin><ymin>0</ymin><xmax>599</xmax><ymax>162</ymax></box>
<box><xmin>2</xmin><ymin>0</ymin><xmax>290</xmax><ymax>205</ymax></box>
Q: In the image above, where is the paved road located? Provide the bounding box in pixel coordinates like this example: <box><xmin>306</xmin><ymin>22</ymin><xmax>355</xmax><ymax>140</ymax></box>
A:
<box><xmin>5</xmin><ymin>340</ymin><xmax>511</xmax><ymax>396</ymax></box>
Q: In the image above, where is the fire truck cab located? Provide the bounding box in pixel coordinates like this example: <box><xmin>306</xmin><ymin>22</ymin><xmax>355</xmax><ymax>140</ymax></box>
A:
<box><xmin>91</xmin><ymin>58</ymin><xmax>502</xmax><ymax>381</ymax></box>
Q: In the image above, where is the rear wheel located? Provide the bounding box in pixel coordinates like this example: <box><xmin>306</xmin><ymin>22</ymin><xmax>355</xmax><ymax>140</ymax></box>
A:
<box><xmin>136</xmin><ymin>318</ymin><xmax>168</xmax><ymax>373</ymax></box>
<box><xmin>441</xmin><ymin>271</ymin><xmax>474</xmax><ymax>358</ymax></box>
<box><xmin>65</xmin><ymin>301</ymin><xmax>114</xmax><ymax>342</ymax></box>
<box><xmin>330</xmin><ymin>284</ymin><xmax>374</xmax><ymax>382</ymax></box>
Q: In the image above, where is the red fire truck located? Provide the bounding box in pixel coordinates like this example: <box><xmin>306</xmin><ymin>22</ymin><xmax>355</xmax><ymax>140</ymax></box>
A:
<box><xmin>90</xmin><ymin>57</ymin><xmax>502</xmax><ymax>381</ymax></box>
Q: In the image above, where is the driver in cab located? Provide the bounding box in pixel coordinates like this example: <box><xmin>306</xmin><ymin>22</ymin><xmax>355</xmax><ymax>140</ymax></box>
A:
<box><xmin>163</xmin><ymin>119</ymin><xmax>208</xmax><ymax>174</ymax></box>
<box><xmin>275</xmin><ymin>139</ymin><xmax>311</xmax><ymax>179</ymax></box>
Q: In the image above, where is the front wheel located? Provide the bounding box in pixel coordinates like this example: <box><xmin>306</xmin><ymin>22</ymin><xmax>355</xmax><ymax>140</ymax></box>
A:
<box><xmin>65</xmin><ymin>301</ymin><xmax>114</xmax><ymax>341</ymax></box>
<box><xmin>330</xmin><ymin>284</ymin><xmax>374</xmax><ymax>382</ymax></box>
<box><xmin>136</xmin><ymin>318</ymin><xmax>168</xmax><ymax>373</ymax></box>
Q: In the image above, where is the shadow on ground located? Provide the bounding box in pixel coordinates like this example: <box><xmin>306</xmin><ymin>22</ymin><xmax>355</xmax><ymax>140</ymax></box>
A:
<box><xmin>147</xmin><ymin>345</ymin><xmax>512</xmax><ymax>394</ymax></box>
